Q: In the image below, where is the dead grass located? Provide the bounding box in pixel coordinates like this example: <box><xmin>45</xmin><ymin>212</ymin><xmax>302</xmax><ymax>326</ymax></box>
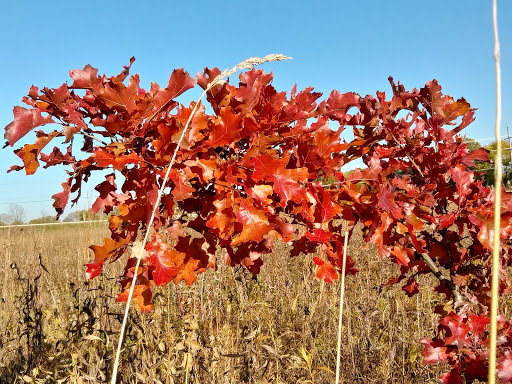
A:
<box><xmin>0</xmin><ymin>223</ymin><xmax>447</xmax><ymax>383</ymax></box>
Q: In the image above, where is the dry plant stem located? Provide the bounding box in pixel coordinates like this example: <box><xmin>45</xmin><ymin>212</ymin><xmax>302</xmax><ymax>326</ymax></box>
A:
<box><xmin>335</xmin><ymin>231</ymin><xmax>349</xmax><ymax>384</ymax></box>
<box><xmin>110</xmin><ymin>54</ymin><xmax>291</xmax><ymax>384</ymax></box>
<box><xmin>489</xmin><ymin>0</ymin><xmax>502</xmax><ymax>383</ymax></box>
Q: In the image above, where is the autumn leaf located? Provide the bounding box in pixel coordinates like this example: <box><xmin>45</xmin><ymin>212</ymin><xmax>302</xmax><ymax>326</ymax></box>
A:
<box><xmin>206</xmin><ymin>192</ymin><xmax>236</xmax><ymax>239</ymax></box>
<box><xmin>116</xmin><ymin>272</ymin><xmax>154</xmax><ymax>313</ymax></box>
<box><xmin>10</xmin><ymin>131</ymin><xmax>59</xmax><ymax>175</ymax></box>
<box><xmin>89</xmin><ymin>147</ymin><xmax>142</xmax><ymax>170</ymax></box>
<box><xmin>235</xmin><ymin>68</ymin><xmax>274</xmax><ymax>112</ymax></box>
<box><xmin>377</xmin><ymin>185</ymin><xmax>403</xmax><ymax>220</ymax></box>
<box><xmin>439</xmin><ymin>313</ymin><xmax>471</xmax><ymax>349</ymax></box>
<box><xmin>91</xmin><ymin>173</ymin><xmax>128</xmax><ymax>214</ymax></box>
<box><xmin>231</xmin><ymin>198</ymin><xmax>271</xmax><ymax>246</ymax></box>
<box><xmin>52</xmin><ymin>179</ymin><xmax>71</xmax><ymax>219</ymax></box>
<box><xmin>169</xmin><ymin>169</ymin><xmax>195</xmax><ymax>201</ymax></box>
<box><xmin>305</xmin><ymin>229</ymin><xmax>331</xmax><ymax>243</ymax></box>
<box><xmin>312</xmin><ymin>257</ymin><xmax>338</xmax><ymax>283</ymax></box>
<box><xmin>498</xmin><ymin>351</ymin><xmax>512</xmax><ymax>383</ymax></box>
<box><xmin>402</xmin><ymin>277</ymin><xmax>419</xmax><ymax>296</ymax></box>
<box><xmin>208</xmin><ymin>106</ymin><xmax>241</xmax><ymax>147</ymax></box>
<box><xmin>86</xmin><ymin>237</ymin><xmax>130</xmax><ymax>279</ymax></box>
<box><xmin>420</xmin><ymin>338</ymin><xmax>448</xmax><ymax>364</ymax></box>
<box><xmin>40</xmin><ymin>145</ymin><xmax>75</xmax><ymax>168</ymax></box>
<box><xmin>390</xmin><ymin>246</ymin><xmax>410</xmax><ymax>266</ymax></box>
<box><xmin>146</xmin><ymin>233</ymin><xmax>183</xmax><ymax>286</ymax></box>
<box><xmin>450</xmin><ymin>164</ymin><xmax>473</xmax><ymax>201</ymax></box>
<box><xmin>69</xmin><ymin>63</ymin><xmax>99</xmax><ymax>88</ymax></box>
<box><xmin>4</xmin><ymin>107</ymin><xmax>55</xmax><ymax>147</ymax></box>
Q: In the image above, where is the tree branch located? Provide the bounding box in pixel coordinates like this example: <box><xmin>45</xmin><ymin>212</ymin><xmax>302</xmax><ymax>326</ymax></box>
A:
<box><xmin>419</xmin><ymin>251</ymin><xmax>462</xmax><ymax>303</ymax></box>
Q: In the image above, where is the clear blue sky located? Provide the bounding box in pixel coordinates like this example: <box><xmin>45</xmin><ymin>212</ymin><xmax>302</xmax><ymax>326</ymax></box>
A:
<box><xmin>0</xmin><ymin>0</ymin><xmax>510</xmax><ymax>221</ymax></box>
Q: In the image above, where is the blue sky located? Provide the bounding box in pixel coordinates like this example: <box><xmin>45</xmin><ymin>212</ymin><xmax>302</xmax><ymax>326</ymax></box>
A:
<box><xmin>0</xmin><ymin>0</ymin><xmax>510</xmax><ymax>221</ymax></box>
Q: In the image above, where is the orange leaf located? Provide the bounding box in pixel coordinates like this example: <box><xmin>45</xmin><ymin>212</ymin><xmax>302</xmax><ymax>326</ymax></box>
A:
<box><xmin>312</xmin><ymin>257</ymin><xmax>338</xmax><ymax>283</ymax></box>
<box><xmin>231</xmin><ymin>198</ymin><xmax>271</xmax><ymax>246</ymax></box>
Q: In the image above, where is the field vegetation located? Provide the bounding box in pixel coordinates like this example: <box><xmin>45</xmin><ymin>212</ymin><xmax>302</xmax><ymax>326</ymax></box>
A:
<box><xmin>0</xmin><ymin>222</ymin><xmax>453</xmax><ymax>384</ymax></box>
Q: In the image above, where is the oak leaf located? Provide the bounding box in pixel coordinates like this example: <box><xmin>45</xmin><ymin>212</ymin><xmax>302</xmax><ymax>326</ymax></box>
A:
<box><xmin>146</xmin><ymin>233</ymin><xmax>183</xmax><ymax>286</ymax></box>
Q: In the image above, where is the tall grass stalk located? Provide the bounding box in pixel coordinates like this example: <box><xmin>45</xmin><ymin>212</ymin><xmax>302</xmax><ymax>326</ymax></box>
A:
<box><xmin>335</xmin><ymin>231</ymin><xmax>349</xmax><ymax>384</ymax></box>
<box><xmin>110</xmin><ymin>54</ymin><xmax>291</xmax><ymax>384</ymax></box>
<box><xmin>489</xmin><ymin>0</ymin><xmax>503</xmax><ymax>382</ymax></box>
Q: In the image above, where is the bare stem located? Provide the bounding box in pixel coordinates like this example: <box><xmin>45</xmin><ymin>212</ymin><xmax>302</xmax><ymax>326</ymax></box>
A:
<box><xmin>81</xmin><ymin>132</ymin><xmax>109</xmax><ymax>146</ymax></box>
<box><xmin>489</xmin><ymin>0</ymin><xmax>503</xmax><ymax>382</ymax></box>
<box><xmin>335</xmin><ymin>231</ymin><xmax>349</xmax><ymax>384</ymax></box>
<box><xmin>419</xmin><ymin>251</ymin><xmax>462</xmax><ymax>303</ymax></box>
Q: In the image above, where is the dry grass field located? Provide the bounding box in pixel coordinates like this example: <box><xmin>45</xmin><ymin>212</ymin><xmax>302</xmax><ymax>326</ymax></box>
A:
<box><xmin>0</xmin><ymin>222</ymin><xmax>449</xmax><ymax>383</ymax></box>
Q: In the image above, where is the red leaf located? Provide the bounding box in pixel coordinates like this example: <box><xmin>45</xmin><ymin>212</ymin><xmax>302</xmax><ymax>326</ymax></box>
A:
<box><xmin>463</xmin><ymin>147</ymin><xmax>489</xmax><ymax>166</ymax></box>
<box><xmin>206</xmin><ymin>193</ymin><xmax>236</xmax><ymax>239</ymax></box>
<box><xmin>86</xmin><ymin>237</ymin><xmax>129</xmax><ymax>279</ymax></box>
<box><xmin>169</xmin><ymin>169</ymin><xmax>195</xmax><ymax>201</ymax></box>
<box><xmin>96</xmin><ymin>74</ymin><xmax>141</xmax><ymax>114</ymax></box>
<box><xmin>268</xmin><ymin>169</ymin><xmax>308</xmax><ymax>207</ymax></box>
<box><xmin>209</xmin><ymin>106</ymin><xmax>241</xmax><ymax>147</ymax></box>
<box><xmin>235</xmin><ymin>68</ymin><xmax>273</xmax><ymax>112</ymax></box>
<box><xmin>316</xmin><ymin>188</ymin><xmax>343</xmax><ymax>223</ymax></box>
<box><xmin>251</xmin><ymin>153</ymin><xmax>310</xmax><ymax>206</ymax></box>
<box><xmin>429</xmin><ymin>242</ymin><xmax>449</xmax><ymax>264</ymax></box>
<box><xmin>52</xmin><ymin>179</ymin><xmax>71</xmax><ymax>219</ymax></box>
<box><xmin>11</xmin><ymin>131</ymin><xmax>59</xmax><ymax>175</ymax></box>
<box><xmin>439</xmin><ymin>212</ymin><xmax>456</xmax><ymax>229</ymax></box>
<box><xmin>402</xmin><ymin>277</ymin><xmax>419</xmax><ymax>296</ymax></box>
<box><xmin>325</xmin><ymin>90</ymin><xmax>361</xmax><ymax>120</ymax></box>
<box><xmin>498</xmin><ymin>351</ymin><xmax>512</xmax><ymax>383</ymax></box>
<box><xmin>439</xmin><ymin>313</ymin><xmax>471</xmax><ymax>349</ymax></box>
<box><xmin>146</xmin><ymin>233</ymin><xmax>183</xmax><ymax>285</ymax></box>
<box><xmin>167</xmin><ymin>220</ymin><xmax>185</xmax><ymax>240</ymax></box>
<box><xmin>305</xmin><ymin>229</ymin><xmax>331</xmax><ymax>243</ymax></box>
<box><xmin>69</xmin><ymin>64</ymin><xmax>99</xmax><ymax>88</ymax></box>
<box><xmin>390</xmin><ymin>246</ymin><xmax>410</xmax><ymax>266</ymax></box>
<box><xmin>451</xmin><ymin>164</ymin><xmax>473</xmax><ymax>201</ymax></box>
<box><xmin>420</xmin><ymin>338</ymin><xmax>448</xmax><ymax>364</ymax></box>
<box><xmin>91</xmin><ymin>173</ymin><xmax>128</xmax><ymax>214</ymax></box>
<box><xmin>90</xmin><ymin>148</ymin><xmax>142</xmax><ymax>170</ymax></box>
<box><xmin>377</xmin><ymin>185</ymin><xmax>403</xmax><ymax>219</ymax></box>
<box><xmin>312</xmin><ymin>257</ymin><xmax>338</xmax><ymax>283</ymax></box>
<box><xmin>4</xmin><ymin>107</ymin><xmax>54</xmax><ymax>147</ymax></box>
<box><xmin>469</xmin><ymin>315</ymin><xmax>490</xmax><ymax>345</ymax></box>
<box><xmin>231</xmin><ymin>198</ymin><xmax>271</xmax><ymax>246</ymax></box>
<box><xmin>40</xmin><ymin>145</ymin><xmax>75</xmax><ymax>168</ymax></box>
<box><xmin>440</xmin><ymin>370</ymin><xmax>465</xmax><ymax>384</ymax></box>
<box><xmin>142</xmin><ymin>68</ymin><xmax>195</xmax><ymax>121</ymax></box>
<box><xmin>116</xmin><ymin>266</ymin><xmax>154</xmax><ymax>313</ymax></box>
<box><xmin>166</xmin><ymin>68</ymin><xmax>196</xmax><ymax>100</ymax></box>
<box><xmin>173</xmin><ymin>235</ymin><xmax>216</xmax><ymax>285</ymax></box>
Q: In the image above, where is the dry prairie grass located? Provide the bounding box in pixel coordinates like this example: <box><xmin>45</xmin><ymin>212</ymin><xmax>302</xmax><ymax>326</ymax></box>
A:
<box><xmin>0</xmin><ymin>223</ymin><xmax>447</xmax><ymax>383</ymax></box>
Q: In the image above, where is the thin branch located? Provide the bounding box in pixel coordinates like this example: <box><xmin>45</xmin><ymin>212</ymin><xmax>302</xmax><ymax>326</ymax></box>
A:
<box><xmin>81</xmin><ymin>132</ymin><xmax>109</xmax><ymax>146</ymax></box>
<box><xmin>387</xmin><ymin>130</ymin><xmax>425</xmax><ymax>178</ymax></box>
<box><xmin>419</xmin><ymin>251</ymin><xmax>462</xmax><ymax>303</ymax></box>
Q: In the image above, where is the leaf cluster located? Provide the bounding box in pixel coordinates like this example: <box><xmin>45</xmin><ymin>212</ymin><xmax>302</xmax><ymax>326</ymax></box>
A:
<box><xmin>4</xmin><ymin>59</ymin><xmax>512</xmax><ymax>381</ymax></box>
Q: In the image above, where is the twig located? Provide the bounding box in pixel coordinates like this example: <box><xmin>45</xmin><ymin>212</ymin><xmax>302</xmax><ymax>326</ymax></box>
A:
<box><xmin>387</xmin><ymin>130</ymin><xmax>425</xmax><ymax>178</ymax></box>
<box><xmin>489</xmin><ymin>0</ymin><xmax>502</xmax><ymax>382</ymax></box>
<box><xmin>419</xmin><ymin>252</ymin><xmax>462</xmax><ymax>303</ymax></box>
<box><xmin>81</xmin><ymin>132</ymin><xmax>109</xmax><ymax>146</ymax></box>
<box><xmin>110</xmin><ymin>54</ymin><xmax>291</xmax><ymax>384</ymax></box>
